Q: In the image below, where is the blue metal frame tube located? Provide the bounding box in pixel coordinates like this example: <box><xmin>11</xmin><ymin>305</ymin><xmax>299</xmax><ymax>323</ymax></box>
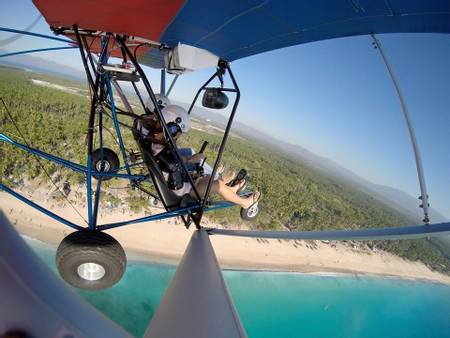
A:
<box><xmin>0</xmin><ymin>184</ymin><xmax>83</xmax><ymax>231</ymax></box>
<box><xmin>106</xmin><ymin>79</ymin><xmax>132</xmax><ymax>181</ymax></box>
<box><xmin>1</xmin><ymin>133</ymin><xmax>86</xmax><ymax>173</ymax></box>
<box><xmin>92</xmin><ymin>176</ymin><xmax>103</xmax><ymax>227</ymax></box>
<box><xmin>1</xmin><ymin>133</ymin><xmax>146</xmax><ymax>180</ymax></box>
<box><xmin>96</xmin><ymin>201</ymin><xmax>235</xmax><ymax>231</ymax></box>
<box><xmin>0</xmin><ymin>47</ymin><xmax>77</xmax><ymax>59</ymax></box>
<box><xmin>97</xmin><ymin>206</ymin><xmax>198</xmax><ymax>230</ymax></box>
<box><xmin>0</xmin><ymin>27</ymin><xmax>74</xmax><ymax>43</ymax></box>
<box><xmin>86</xmin><ymin>155</ymin><xmax>94</xmax><ymax>228</ymax></box>
<box><xmin>94</xmin><ymin>172</ymin><xmax>146</xmax><ymax>180</ymax></box>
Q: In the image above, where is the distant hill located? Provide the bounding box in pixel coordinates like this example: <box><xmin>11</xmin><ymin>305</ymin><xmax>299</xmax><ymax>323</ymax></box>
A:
<box><xmin>0</xmin><ymin>49</ymin><xmax>85</xmax><ymax>81</ymax></box>
<box><xmin>189</xmin><ymin>106</ymin><xmax>448</xmax><ymax>223</ymax></box>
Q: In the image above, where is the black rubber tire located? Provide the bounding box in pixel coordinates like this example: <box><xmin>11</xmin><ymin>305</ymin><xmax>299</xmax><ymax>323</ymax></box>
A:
<box><xmin>56</xmin><ymin>230</ymin><xmax>126</xmax><ymax>290</ymax></box>
<box><xmin>91</xmin><ymin>148</ymin><xmax>120</xmax><ymax>181</ymax></box>
<box><xmin>240</xmin><ymin>202</ymin><xmax>261</xmax><ymax>221</ymax></box>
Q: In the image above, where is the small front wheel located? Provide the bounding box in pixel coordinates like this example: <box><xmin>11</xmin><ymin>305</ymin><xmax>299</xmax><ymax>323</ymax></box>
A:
<box><xmin>91</xmin><ymin>148</ymin><xmax>120</xmax><ymax>181</ymax></box>
<box><xmin>56</xmin><ymin>230</ymin><xmax>126</xmax><ymax>290</ymax></box>
<box><xmin>149</xmin><ymin>196</ymin><xmax>160</xmax><ymax>207</ymax></box>
<box><xmin>240</xmin><ymin>202</ymin><xmax>260</xmax><ymax>221</ymax></box>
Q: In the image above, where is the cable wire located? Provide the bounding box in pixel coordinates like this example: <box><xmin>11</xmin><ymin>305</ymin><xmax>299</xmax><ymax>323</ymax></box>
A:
<box><xmin>1</xmin><ymin>97</ymin><xmax>89</xmax><ymax>225</ymax></box>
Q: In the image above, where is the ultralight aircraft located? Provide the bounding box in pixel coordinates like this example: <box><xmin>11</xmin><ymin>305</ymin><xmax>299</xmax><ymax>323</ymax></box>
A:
<box><xmin>1</xmin><ymin>1</ymin><xmax>450</xmax><ymax>337</ymax></box>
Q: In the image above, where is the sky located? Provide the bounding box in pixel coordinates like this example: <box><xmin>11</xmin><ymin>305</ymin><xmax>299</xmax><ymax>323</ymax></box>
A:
<box><xmin>1</xmin><ymin>1</ymin><xmax>449</xmax><ymax>219</ymax></box>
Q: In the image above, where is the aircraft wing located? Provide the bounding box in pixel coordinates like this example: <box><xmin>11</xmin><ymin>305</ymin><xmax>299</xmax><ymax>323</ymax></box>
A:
<box><xmin>32</xmin><ymin>0</ymin><xmax>450</xmax><ymax>67</ymax></box>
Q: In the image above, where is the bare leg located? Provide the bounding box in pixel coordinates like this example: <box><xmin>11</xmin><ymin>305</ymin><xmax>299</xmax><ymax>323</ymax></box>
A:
<box><xmin>192</xmin><ymin>176</ymin><xmax>258</xmax><ymax>209</ymax></box>
<box><xmin>229</xmin><ymin>180</ymin><xmax>245</xmax><ymax>194</ymax></box>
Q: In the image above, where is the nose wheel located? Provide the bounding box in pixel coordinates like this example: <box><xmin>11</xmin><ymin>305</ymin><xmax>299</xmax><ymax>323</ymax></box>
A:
<box><xmin>240</xmin><ymin>201</ymin><xmax>260</xmax><ymax>221</ymax></box>
<box><xmin>91</xmin><ymin>148</ymin><xmax>120</xmax><ymax>180</ymax></box>
<box><xmin>56</xmin><ymin>230</ymin><xmax>126</xmax><ymax>290</ymax></box>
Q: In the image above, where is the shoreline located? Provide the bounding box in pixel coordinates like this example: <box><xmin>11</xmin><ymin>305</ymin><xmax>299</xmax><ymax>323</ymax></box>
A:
<box><xmin>23</xmin><ymin>232</ymin><xmax>449</xmax><ymax>286</ymax></box>
<box><xmin>2</xmin><ymin>191</ymin><xmax>450</xmax><ymax>285</ymax></box>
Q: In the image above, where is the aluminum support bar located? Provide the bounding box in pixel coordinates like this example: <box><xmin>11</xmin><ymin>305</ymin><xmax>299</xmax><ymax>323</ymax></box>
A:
<box><xmin>208</xmin><ymin>222</ymin><xmax>450</xmax><ymax>240</ymax></box>
<box><xmin>160</xmin><ymin>69</ymin><xmax>166</xmax><ymax>96</ymax></box>
<box><xmin>0</xmin><ymin>26</ymin><xmax>74</xmax><ymax>43</ymax></box>
<box><xmin>0</xmin><ymin>46</ymin><xmax>77</xmax><ymax>58</ymax></box>
<box><xmin>97</xmin><ymin>205</ymin><xmax>199</xmax><ymax>230</ymax></box>
<box><xmin>371</xmin><ymin>34</ymin><xmax>430</xmax><ymax>224</ymax></box>
<box><xmin>166</xmin><ymin>74</ymin><xmax>179</xmax><ymax>97</ymax></box>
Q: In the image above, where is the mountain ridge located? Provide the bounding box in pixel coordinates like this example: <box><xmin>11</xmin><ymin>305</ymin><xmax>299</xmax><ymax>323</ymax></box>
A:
<box><xmin>188</xmin><ymin>106</ymin><xmax>448</xmax><ymax>223</ymax></box>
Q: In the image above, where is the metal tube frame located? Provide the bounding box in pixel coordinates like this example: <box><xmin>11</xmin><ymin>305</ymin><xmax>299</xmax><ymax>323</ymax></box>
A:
<box><xmin>202</xmin><ymin>63</ymin><xmax>240</xmax><ymax>209</ymax></box>
<box><xmin>1</xmin><ymin>26</ymin><xmax>447</xmax><ymax>244</ymax></box>
<box><xmin>116</xmin><ymin>35</ymin><xmax>206</xmax><ymax>226</ymax></box>
<box><xmin>160</xmin><ymin>69</ymin><xmax>166</xmax><ymax>96</ymax></box>
<box><xmin>0</xmin><ymin>26</ymin><xmax>73</xmax><ymax>43</ymax></box>
<box><xmin>166</xmin><ymin>74</ymin><xmax>179</xmax><ymax>97</ymax></box>
<box><xmin>75</xmin><ymin>28</ymin><xmax>109</xmax><ymax>229</ymax></box>
<box><xmin>0</xmin><ymin>46</ymin><xmax>77</xmax><ymax>59</ymax></box>
<box><xmin>208</xmin><ymin>221</ymin><xmax>450</xmax><ymax>241</ymax></box>
<box><xmin>106</xmin><ymin>79</ymin><xmax>133</xmax><ymax>181</ymax></box>
<box><xmin>185</xmin><ymin>61</ymin><xmax>240</xmax><ymax>210</ymax></box>
<box><xmin>0</xmin><ymin>29</ymin><xmax>241</xmax><ymax>232</ymax></box>
<box><xmin>0</xmin><ymin>184</ymin><xmax>83</xmax><ymax>230</ymax></box>
<box><xmin>371</xmin><ymin>34</ymin><xmax>431</xmax><ymax>224</ymax></box>
<box><xmin>0</xmin><ymin>133</ymin><xmax>145</xmax><ymax>180</ymax></box>
<box><xmin>0</xmin><ymin>182</ymin><xmax>228</xmax><ymax>232</ymax></box>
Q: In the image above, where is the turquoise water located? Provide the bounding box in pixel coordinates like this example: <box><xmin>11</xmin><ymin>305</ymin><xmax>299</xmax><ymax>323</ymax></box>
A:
<box><xmin>28</xmin><ymin>238</ymin><xmax>450</xmax><ymax>338</ymax></box>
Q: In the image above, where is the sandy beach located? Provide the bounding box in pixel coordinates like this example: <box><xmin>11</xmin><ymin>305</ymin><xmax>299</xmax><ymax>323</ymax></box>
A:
<box><xmin>2</xmin><ymin>190</ymin><xmax>449</xmax><ymax>285</ymax></box>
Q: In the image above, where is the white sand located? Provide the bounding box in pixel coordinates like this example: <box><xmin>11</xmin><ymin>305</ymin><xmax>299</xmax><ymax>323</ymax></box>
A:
<box><xmin>2</xmin><ymin>191</ymin><xmax>449</xmax><ymax>284</ymax></box>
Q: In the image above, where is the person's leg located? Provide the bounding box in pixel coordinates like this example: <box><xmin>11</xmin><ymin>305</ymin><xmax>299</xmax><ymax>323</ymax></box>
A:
<box><xmin>192</xmin><ymin>176</ymin><xmax>258</xmax><ymax>209</ymax></box>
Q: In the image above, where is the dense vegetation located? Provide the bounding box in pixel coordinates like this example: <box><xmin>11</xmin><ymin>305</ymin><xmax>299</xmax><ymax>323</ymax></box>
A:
<box><xmin>0</xmin><ymin>66</ymin><xmax>448</xmax><ymax>274</ymax></box>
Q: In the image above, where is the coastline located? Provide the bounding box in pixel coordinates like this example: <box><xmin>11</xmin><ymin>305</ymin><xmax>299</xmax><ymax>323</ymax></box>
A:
<box><xmin>2</xmin><ymin>191</ymin><xmax>450</xmax><ymax>285</ymax></box>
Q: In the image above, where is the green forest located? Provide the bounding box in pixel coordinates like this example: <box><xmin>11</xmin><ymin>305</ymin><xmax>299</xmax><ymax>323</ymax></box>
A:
<box><xmin>0</xmin><ymin>66</ymin><xmax>448</xmax><ymax>275</ymax></box>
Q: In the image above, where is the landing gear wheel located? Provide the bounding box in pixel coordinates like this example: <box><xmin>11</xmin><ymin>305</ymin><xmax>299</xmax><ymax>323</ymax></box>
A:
<box><xmin>149</xmin><ymin>197</ymin><xmax>159</xmax><ymax>207</ymax></box>
<box><xmin>56</xmin><ymin>230</ymin><xmax>126</xmax><ymax>290</ymax></box>
<box><xmin>240</xmin><ymin>202</ymin><xmax>260</xmax><ymax>221</ymax></box>
<box><xmin>92</xmin><ymin>148</ymin><xmax>120</xmax><ymax>181</ymax></box>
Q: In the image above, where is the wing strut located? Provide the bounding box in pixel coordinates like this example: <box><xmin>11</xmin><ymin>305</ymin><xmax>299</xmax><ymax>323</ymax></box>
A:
<box><xmin>371</xmin><ymin>34</ymin><xmax>430</xmax><ymax>224</ymax></box>
<box><xmin>207</xmin><ymin>222</ymin><xmax>450</xmax><ymax>240</ymax></box>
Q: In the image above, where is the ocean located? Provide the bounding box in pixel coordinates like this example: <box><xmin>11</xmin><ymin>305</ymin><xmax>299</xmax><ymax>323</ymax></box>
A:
<box><xmin>27</xmin><ymin>237</ymin><xmax>450</xmax><ymax>338</ymax></box>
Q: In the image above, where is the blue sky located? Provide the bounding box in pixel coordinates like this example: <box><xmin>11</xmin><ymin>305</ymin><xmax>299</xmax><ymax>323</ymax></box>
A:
<box><xmin>1</xmin><ymin>1</ymin><xmax>449</xmax><ymax>219</ymax></box>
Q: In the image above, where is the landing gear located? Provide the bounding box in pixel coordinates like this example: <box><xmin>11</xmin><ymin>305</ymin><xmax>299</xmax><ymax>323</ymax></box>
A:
<box><xmin>149</xmin><ymin>196</ymin><xmax>160</xmax><ymax>207</ymax></box>
<box><xmin>56</xmin><ymin>230</ymin><xmax>126</xmax><ymax>290</ymax></box>
<box><xmin>240</xmin><ymin>201</ymin><xmax>260</xmax><ymax>221</ymax></box>
<box><xmin>91</xmin><ymin>148</ymin><xmax>120</xmax><ymax>180</ymax></box>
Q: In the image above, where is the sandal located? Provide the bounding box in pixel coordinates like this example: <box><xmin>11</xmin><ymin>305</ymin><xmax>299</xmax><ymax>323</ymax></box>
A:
<box><xmin>227</xmin><ymin>168</ymin><xmax>247</xmax><ymax>187</ymax></box>
<box><xmin>234</xmin><ymin>179</ymin><xmax>247</xmax><ymax>194</ymax></box>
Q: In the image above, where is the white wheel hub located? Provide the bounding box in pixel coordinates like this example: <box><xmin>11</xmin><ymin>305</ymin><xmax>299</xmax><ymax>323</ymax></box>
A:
<box><xmin>96</xmin><ymin>160</ymin><xmax>111</xmax><ymax>172</ymax></box>
<box><xmin>247</xmin><ymin>202</ymin><xmax>259</xmax><ymax>218</ymax></box>
<box><xmin>77</xmin><ymin>262</ymin><xmax>106</xmax><ymax>281</ymax></box>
